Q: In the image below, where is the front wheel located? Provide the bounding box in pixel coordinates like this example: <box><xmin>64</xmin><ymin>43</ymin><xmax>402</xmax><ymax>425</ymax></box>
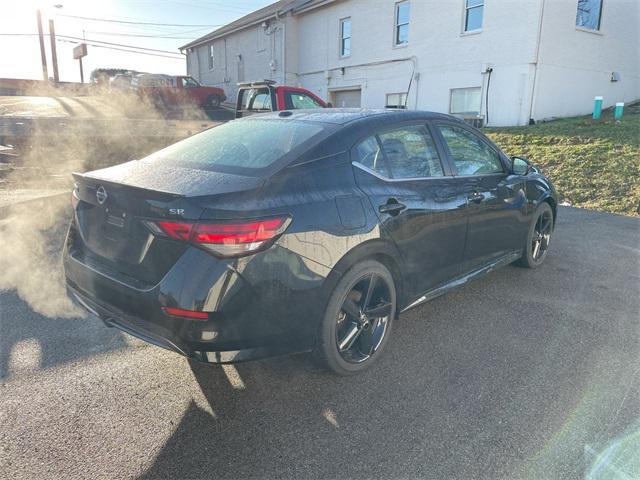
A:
<box><xmin>516</xmin><ymin>202</ymin><xmax>554</xmax><ymax>268</ymax></box>
<box><xmin>316</xmin><ymin>260</ymin><xmax>396</xmax><ymax>375</ymax></box>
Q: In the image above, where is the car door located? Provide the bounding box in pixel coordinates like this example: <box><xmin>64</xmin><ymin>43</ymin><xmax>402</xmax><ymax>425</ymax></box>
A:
<box><xmin>433</xmin><ymin>122</ymin><xmax>525</xmax><ymax>273</ymax></box>
<box><xmin>180</xmin><ymin>76</ymin><xmax>203</xmax><ymax>104</ymax></box>
<box><xmin>352</xmin><ymin>123</ymin><xmax>468</xmax><ymax>299</ymax></box>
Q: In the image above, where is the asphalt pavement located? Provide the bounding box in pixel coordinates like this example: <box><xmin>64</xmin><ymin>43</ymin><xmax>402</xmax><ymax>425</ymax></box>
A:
<box><xmin>1</xmin><ymin>206</ymin><xmax>638</xmax><ymax>480</ymax></box>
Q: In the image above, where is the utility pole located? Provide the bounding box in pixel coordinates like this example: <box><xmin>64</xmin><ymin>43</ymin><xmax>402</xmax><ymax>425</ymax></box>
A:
<box><xmin>49</xmin><ymin>19</ymin><xmax>60</xmax><ymax>84</ymax></box>
<box><xmin>36</xmin><ymin>9</ymin><xmax>48</xmax><ymax>81</ymax></box>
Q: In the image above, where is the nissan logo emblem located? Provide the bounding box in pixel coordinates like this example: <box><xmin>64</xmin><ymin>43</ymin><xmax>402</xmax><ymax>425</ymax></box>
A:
<box><xmin>96</xmin><ymin>186</ymin><xmax>108</xmax><ymax>205</ymax></box>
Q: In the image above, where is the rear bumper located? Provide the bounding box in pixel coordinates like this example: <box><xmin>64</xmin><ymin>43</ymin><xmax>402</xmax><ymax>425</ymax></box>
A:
<box><xmin>68</xmin><ymin>282</ymin><xmax>315</xmax><ymax>364</ymax></box>
<box><xmin>64</xmin><ymin>237</ymin><xmax>331</xmax><ymax>364</ymax></box>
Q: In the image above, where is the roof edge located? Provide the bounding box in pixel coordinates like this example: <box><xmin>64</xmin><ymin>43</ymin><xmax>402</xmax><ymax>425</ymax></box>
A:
<box><xmin>179</xmin><ymin>0</ymin><xmax>335</xmax><ymax>51</ymax></box>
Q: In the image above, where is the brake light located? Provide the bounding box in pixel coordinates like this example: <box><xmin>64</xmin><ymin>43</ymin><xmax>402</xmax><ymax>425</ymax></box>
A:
<box><xmin>146</xmin><ymin>217</ymin><xmax>291</xmax><ymax>258</ymax></box>
<box><xmin>162</xmin><ymin>307</ymin><xmax>209</xmax><ymax>320</ymax></box>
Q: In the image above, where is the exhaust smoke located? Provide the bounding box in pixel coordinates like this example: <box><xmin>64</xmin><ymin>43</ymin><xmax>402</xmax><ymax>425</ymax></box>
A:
<box><xmin>0</xmin><ymin>88</ymin><xmax>214</xmax><ymax>318</ymax></box>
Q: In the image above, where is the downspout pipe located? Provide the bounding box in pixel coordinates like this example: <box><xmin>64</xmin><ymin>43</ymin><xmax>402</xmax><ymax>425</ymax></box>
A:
<box><xmin>529</xmin><ymin>0</ymin><xmax>547</xmax><ymax>125</ymax></box>
<box><xmin>275</xmin><ymin>10</ymin><xmax>286</xmax><ymax>85</ymax></box>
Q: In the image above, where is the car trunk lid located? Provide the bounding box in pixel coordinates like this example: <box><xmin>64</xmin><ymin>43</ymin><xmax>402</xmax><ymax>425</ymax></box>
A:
<box><xmin>71</xmin><ymin>161</ymin><xmax>264</xmax><ymax>285</ymax></box>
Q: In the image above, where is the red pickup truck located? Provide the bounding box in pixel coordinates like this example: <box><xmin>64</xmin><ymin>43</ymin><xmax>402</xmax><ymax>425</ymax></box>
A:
<box><xmin>235</xmin><ymin>80</ymin><xmax>327</xmax><ymax>118</ymax></box>
<box><xmin>132</xmin><ymin>74</ymin><xmax>227</xmax><ymax>110</ymax></box>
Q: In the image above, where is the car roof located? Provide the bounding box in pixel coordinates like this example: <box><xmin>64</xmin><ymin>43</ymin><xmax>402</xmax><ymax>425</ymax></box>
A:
<box><xmin>248</xmin><ymin>108</ymin><xmax>459</xmax><ymax>125</ymax></box>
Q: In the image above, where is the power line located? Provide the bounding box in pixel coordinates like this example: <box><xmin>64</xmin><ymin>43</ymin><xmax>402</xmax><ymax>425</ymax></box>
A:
<box><xmin>45</xmin><ymin>34</ymin><xmax>184</xmax><ymax>55</ymax></box>
<box><xmin>55</xmin><ymin>38</ymin><xmax>184</xmax><ymax>60</ymax></box>
<box><xmin>57</xmin><ymin>14</ymin><xmax>221</xmax><ymax>28</ymax></box>
<box><xmin>1</xmin><ymin>32</ymin><xmax>191</xmax><ymax>43</ymax></box>
<box><xmin>82</xmin><ymin>30</ymin><xmax>205</xmax><ymax>39</ymax></box>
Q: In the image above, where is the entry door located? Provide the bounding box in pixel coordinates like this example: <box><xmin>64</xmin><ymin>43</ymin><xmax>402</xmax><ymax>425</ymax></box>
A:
<box><xmin>333</xmin><ymin>89</ymin><xmax>361</xmax><ymax>108</ymax></box>
<box><xmin>352</xmin><ymin>123</ymin><xmax>468</xmax><ymax>299</ymax></box>
<box><xmin>434</xmin><ymin>122</ymin><xmax>524</xmax><ymax>273</ymax></box>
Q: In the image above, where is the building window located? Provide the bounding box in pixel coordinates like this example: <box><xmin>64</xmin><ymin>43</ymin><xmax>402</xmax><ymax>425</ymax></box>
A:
<box><xmin>386</xmin><ymin>93</ymin><xmax>408</xmax><ymax>109</ymax></box>
<box><xmin>208</xmin><ymin>44</ymin><xmax>214</xmax><ymax>70</ymax></box>
<box><xmin>394</xmin><ymin>1</ymin><xmax>410</xmax><ymax>46</ymax></box>
<box><xmin>464</xmin><ymin>0</ymin><xmax>484</xmax><ymax>32</ymax></box>
<box><xmin>576</xmin><ymin>0</ymin><xmax>603</xmax><ymax>30</ymax></box>
<box><xmin>340</xmin><ymin>18</ymin><xmax>351</xmax><ymax>57</ymax></box>
<box><xmin>450</xmin><ymin>87</ymin><xmax>482</xmax><ymax>115</ymax></box>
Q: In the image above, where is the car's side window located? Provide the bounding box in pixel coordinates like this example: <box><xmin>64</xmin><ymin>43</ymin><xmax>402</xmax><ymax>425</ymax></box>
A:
<box><xmin>355</xmin><ymin>136</ymin><xmax>388</xmax><ymax>176</ymax></box>
<box><xmin>286</xmin><ymin>92</ymin><xmax>323</xmax><ymax>110</ymax></box>
<box><xmin>378</xmin><ymin>126</ymin><xmax>444</xmax><ymax>179</ymax></box>
<box><xmin>437</xmin><ymin>124</ymin><xmax>504</xmax><ymax>176</ymax></box>
<box><xmin>355</xmin><ymin>126</ymin><xmax>444</xmax><ymax>180</ymax></box>
<box><xmin>247</xmin><ymin>90</ymin><xmax>272</xmax><ymax>111</ymax></box>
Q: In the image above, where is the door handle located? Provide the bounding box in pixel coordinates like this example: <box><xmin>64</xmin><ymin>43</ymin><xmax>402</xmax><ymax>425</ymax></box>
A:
<box><xmin>379</xmin><ymin>200</ymin><xmax>406</xmax><ymax>216</ymax></box>
<box><xmin>467</xmin><ymin>192</ymin><xmax>485</xmax><ymax>204</ymax></box>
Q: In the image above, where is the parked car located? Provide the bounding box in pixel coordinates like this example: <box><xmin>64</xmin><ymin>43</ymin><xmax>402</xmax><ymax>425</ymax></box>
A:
<box><xmin>110</xmin><ymin>73</ymin><xmax>134</xmax><ymax>90</ymax></box>
<box><xmin>235</xmin><ymin>80</ymin><xmax>327</xmax><ymax>118</ymax></box>
<box><xmin>64</xmin><ymin>109</ymin><xmax>557</xmax><ymax>375</ymax></box>
<box><xmin>132</xmin><ymin>74</ymin><xmax>227</xmax><ymax>110</ymax></box>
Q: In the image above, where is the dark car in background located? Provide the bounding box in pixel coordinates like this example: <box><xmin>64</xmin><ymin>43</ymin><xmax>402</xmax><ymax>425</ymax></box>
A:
<box><xmin>64</xmin><ymin>109</ymin><xmax>557</xmax><ymax>375</ymax></box>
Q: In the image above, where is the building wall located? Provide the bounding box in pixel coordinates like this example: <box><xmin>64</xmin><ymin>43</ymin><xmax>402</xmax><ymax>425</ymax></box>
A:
<box><xmin>532</xmin><ymin>0</ymin><xmax>640</xmax><ymax>121</ymax></box>
<box><xmin>184</xmin><ymin>0</ymin><xmax>639</xmax><ymax>125</ymax></box>
<box><xmin>186</xmin><ymin>19</ymin><xmax>289</xmax><ymax>102</ymax></box>
<box><xmin>294</xmin><ymin>0</ymin><xmax>543</xmax><ymax>126</ymax></box>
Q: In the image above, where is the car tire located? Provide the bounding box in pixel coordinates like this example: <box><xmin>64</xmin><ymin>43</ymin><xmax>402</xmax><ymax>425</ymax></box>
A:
<box><xmin>206</xmin><ymin>95</ymin><xmax>221</xmax><ymax>109</ymax></box>
<box><xmin>516</xmin><ymin>202</ymin><xmax>554</xmax><ymax>269</ymax></box>
<box><xmin>316</xmin><ymin>260</ymin><xmax>396</xmax><ymax>376</ymax></box>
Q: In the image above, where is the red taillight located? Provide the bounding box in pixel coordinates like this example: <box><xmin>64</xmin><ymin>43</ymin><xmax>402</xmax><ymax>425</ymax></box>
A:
<box><xmin>147</xmin><ymin>217</ymin><xmax>290</xmax><ymax>258</ymax></box>
<box><xmin>156</xmin><ymin>221</ymin><xmax>193</xmax><ymax>241</ymax></box>
<box><xmin>162</xmin><ymin>307</ymin><xmax>209</xmax><ymax>320</ymax></box>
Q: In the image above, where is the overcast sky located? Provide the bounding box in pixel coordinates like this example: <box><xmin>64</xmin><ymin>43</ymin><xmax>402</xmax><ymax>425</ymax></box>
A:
<box><xmin>0</xmin><ymin>0</ymin><xmax>273</xmax><ymax>81</ymax></box>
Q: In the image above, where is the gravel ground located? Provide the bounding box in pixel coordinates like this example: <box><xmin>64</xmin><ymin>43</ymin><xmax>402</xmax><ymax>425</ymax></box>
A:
<box><xmin>0</xmin><ymin>206</ymin><xmax>638</xmax><ymax>480</ymax></box>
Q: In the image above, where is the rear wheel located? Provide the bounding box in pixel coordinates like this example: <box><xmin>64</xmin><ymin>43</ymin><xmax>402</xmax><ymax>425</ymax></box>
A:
<box><xmin>316</xmin><ymin>260</ymin><xmax>396</xmax><ymax>375</ymax></box>
<box><xmin>516</xmin><ymin>202</ymin><xmax>554</xmax><ymax>268</ymax></box>
<box><xmin>206</xmin><ymin>95</ymin><xmax>221</xmax><ymax>109</ymax></box>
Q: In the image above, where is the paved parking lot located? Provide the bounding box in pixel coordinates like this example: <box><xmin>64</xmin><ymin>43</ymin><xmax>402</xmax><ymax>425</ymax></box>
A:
<box><xmin>1</xmin><ymin>206</ymin><xmax>638</xmax><ymax>479</ymax></box>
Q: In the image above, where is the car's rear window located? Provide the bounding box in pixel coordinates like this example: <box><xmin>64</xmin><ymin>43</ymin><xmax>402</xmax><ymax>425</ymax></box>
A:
<box><xmin>142</xmin><ymin>119</ymin><xmax>327</xmax><ymax>176</ymax></box>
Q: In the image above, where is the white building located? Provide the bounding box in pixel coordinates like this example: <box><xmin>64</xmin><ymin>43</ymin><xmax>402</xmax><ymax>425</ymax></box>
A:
<box><xmin>181</xmin><ymin>0</ymin><xmax>639</xmax><ymax>126</ymax></box>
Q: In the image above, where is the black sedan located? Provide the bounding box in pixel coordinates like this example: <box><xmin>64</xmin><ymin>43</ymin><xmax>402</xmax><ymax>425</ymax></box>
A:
<box><xmin>64</xmin><ymin>109</ymin><xmax>557</xmax><ymax>375</ymax></box>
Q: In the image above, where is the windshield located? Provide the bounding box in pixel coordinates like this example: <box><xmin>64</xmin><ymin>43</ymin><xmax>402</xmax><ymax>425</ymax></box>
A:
<box><xmin>140</xmin><ymin>119</ymin><xmax>327</xmax><ymax>176</ymax></box>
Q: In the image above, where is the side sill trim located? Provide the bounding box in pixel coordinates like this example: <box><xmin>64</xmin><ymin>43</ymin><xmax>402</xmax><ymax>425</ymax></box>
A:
<box><xmin>401</xmin><ymin>251</ymin><xmax>522</xmax><ymax>313</ymax></box>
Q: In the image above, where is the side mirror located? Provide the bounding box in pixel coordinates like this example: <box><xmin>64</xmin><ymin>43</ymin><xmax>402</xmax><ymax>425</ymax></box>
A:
<box><xmin>511</xmin><ymin>156</ymin><xmax>531</xmax><ymax>176</ymax></box>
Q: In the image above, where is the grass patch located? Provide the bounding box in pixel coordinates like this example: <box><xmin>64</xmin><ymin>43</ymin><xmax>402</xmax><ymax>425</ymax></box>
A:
<box><xmin>485</xmin><ymin>104</ymin><xmax>640</xmax><ymax>216</ymax></box>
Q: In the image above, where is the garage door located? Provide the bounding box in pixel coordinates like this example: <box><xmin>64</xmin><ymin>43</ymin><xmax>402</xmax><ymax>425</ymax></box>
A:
<box><xmin>332</xmin><ymin>89</ymin><xmax>361</xmax><ymax>108</ymax></box>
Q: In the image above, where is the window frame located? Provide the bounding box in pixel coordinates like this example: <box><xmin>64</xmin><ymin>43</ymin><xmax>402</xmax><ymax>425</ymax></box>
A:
<box><xmin>432</xmin><ymin>121</ymin><xmax>509</xmax><ymax>177</ymax></box>
<box><xmin>449</xmin><ymin>86</ymin><xmax>482</xmax><ymax>116</ymax></box>
<box><xmin>351</xmin><ymin>121</ymin><xmax>452</xmax><ymax>182</ymax></box>
<box><xmin>394</xmin><ymin>1</ymin><xmax>410</xmax><ymax>47</ymax></box>
<box><xmin>575</xmin><ymin>0</ymin><xmax>604</xmax><ymax>32</ymax></box>
<box><xmin>340</xmin><ymin>17</ymin><xmax>352</xmax><ymax>58</ymax></box>
<box><xmin>463</xmin><ymin>0</ymin><xmax>484</xmax><ymax>33</ymax></box>
<box><xmin>386</xmin><ymin>92</ymin><xmax>408</xmax><ymax>109</ymax></box>
<box><xmin>208</xmin><ymin>44</ymin><xmax>215</xmax><ymax>70</ymax></box>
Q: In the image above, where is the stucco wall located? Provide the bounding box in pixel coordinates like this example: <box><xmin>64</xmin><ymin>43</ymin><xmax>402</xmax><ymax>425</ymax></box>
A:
<box><xmin>184</xmin><ymin>0</ymin><xmax>639</xmax><ymax>125</ymax></box>
<box><xmin>532</xmin><ymin>0</ymin><xmax>640</xmax><ymax>121</ymax></box>
<box><xmin>295</xmin><ymin>0</ymin><xmax>542</xmax><ymax>125</ymax></box>
<box><xmin>186</xmin><ymin>19</ymin><xmax>288</xmax><ymax>102</ymax></box>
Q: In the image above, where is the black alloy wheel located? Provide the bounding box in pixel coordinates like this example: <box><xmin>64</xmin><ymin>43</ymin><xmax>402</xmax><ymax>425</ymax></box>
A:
<box><xmin>517</xmin><ymin>202</ymin><xmax>554</xmax><ymax>268</ymax></box>
<box><xmin>317</xmin><ymin>260</ymin><xmax>396</xmax><ymax>375</ymax></box>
